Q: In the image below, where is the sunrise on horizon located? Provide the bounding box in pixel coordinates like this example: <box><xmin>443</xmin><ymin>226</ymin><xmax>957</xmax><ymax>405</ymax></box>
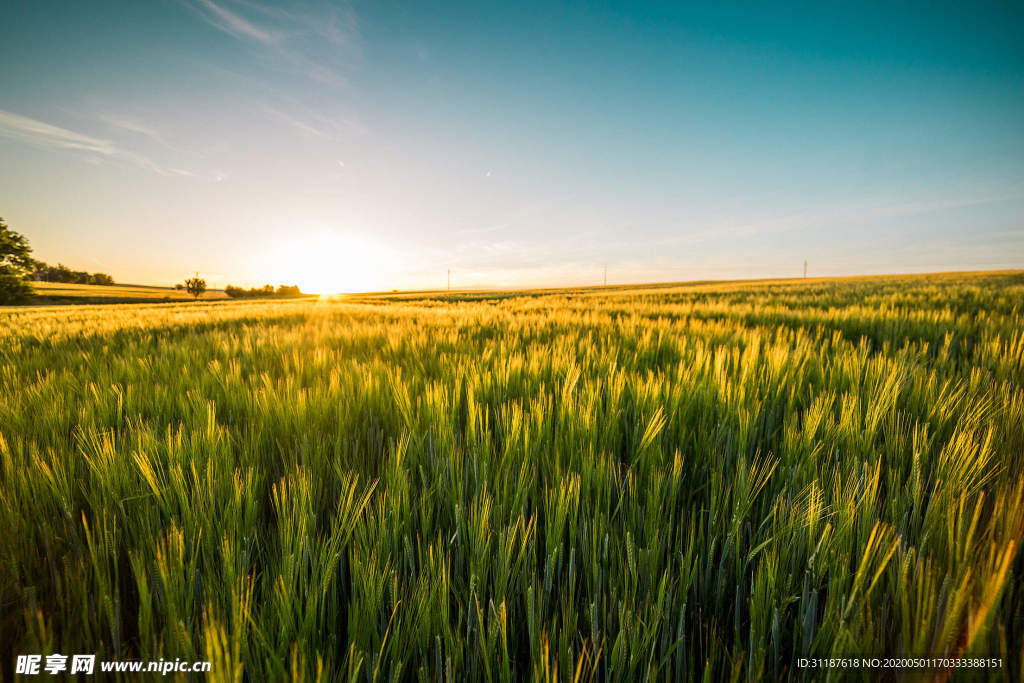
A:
<box><xmin>2</xmin><ymin>2</ymin><xmax>1023</xmax><ymax>681</ymax></box>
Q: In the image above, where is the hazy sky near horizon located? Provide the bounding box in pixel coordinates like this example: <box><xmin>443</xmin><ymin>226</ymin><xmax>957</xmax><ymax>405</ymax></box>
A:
<box><xmin>2</xmin><ymin>0</ymin><xmax>1023</xmax><ymax>290</ymax></box>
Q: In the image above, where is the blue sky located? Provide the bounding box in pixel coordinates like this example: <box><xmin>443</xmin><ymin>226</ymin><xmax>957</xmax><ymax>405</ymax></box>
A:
<box><xmin>1</xmin><ymin>0</ymin><xmax>1022</xmax><ymax>290</ymax></box>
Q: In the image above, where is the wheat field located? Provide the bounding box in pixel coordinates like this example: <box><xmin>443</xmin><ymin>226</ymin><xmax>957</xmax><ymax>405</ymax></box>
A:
<box><xmin>2</xmin><ymin>271</ymin><xmax>1023</xmax><ymax>681</ymax></box>
<box><xmin>27</xmin><ymin>282</ymin><xmax>229</xmax><ymax>305</ymax></box>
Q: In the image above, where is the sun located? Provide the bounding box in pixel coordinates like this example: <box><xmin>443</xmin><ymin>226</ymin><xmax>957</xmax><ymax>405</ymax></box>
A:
<box><xmin>270</xmin><ymin>232</ymin><xmax>390</xmax><ymax>294</ymax></box>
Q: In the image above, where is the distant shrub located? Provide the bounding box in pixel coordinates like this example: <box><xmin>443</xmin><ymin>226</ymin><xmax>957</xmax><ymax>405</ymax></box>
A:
<box><xmin>225</xmin><ymin>283</ymin><xmax>303</xmax><ymax>299</ymax></box>
<box><xmin>32</xmin><ymin>260</ymin><xmax>115</xmax><ymax>286</ymax></box>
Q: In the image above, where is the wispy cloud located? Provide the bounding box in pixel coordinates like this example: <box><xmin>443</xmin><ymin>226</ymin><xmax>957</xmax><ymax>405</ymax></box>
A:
<box><xmin>863</xmin><ymin>190</ymin><xmax>1024</xmax><ymax>220</ymax></box>
<box><xmin>0</xmin><ymin>109</ymin><xmax>116</xmax><ymax>155</ymax></box>
<box><xmin>426</xmin><ymin>183</ymin><xmax>1024</xmax><ymax>287</ymax></box>
<box><xmin>262</xmin><ymin>99</ymin><xmax>366</xmax><ymax>139</ymax></box>
<box><xmin>263</xmin><ymin>106</ymin><xmax>326</xmax><ymax>137</ymax></box>
<box><xmin>593</xmin><ymin>184</ymin><xmax>1024</xmax><ymax>255</ymax></box>
<box><xmin>713</xmin><ymin>187</ymin><xmax>1024</xmax><ymax>242</ymax></box>
<box><xmin>234</xmin><ymin>0</ymin><xmax>359</xmax><ymax>49</ymax></box>
<box><xmin>453</xmin><ymin>195</ymin><xmax>579</xmax><ymax>238</ymax></box>
<box><xmin>0</xmin><ymin>109</ymin><xmax>220</xmax><ymax>180</ymax></box>
<box><xmin>187</xmin><ymin>0</ymin><xmax>279</xmax><ymax>44</ymax></box>
<box><xmin>180</xmin><ymin>0</ymin><xmax>360</xmax><ymax>87</ymax></box>
<box><xmin>94</xmin><ymin>113</ymin><xmax>197</xmax><ymax>156</ymax></box>
<box><xmin>97</xmin><ymin>114</ymin><xmax>164</xmax><ymax>142</ymax></box>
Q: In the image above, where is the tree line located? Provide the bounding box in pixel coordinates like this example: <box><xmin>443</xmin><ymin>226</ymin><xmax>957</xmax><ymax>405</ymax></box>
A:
<box><xmin>1</xmin><ymin>217</ymin><xmax>307</xmax><ymax>305</ymax></box>
<box><xmin>223</xmin><ymin>283</ymin><xmax>303</xmax><ymax>299</ymax></box>
<box><xmin>1</xmin><ymin>217</ymin><xmax>117</xmax><ymax>304</ymax></box>
<box><xmin>32</xmin><ymin>261</ymin><xmax>115</xmax><ymax>285</ymax></box>
<box><xmin>170</xmin><ymin>280</ymin><xmax>304</xmax><ymax>301</ymax></box>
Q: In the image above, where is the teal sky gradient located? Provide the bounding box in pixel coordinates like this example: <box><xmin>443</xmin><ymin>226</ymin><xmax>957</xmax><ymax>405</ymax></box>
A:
<box><xmin>1</xmin><ymin>1</ymin><xmax>1022</xmax><ymax>289</ymax></box>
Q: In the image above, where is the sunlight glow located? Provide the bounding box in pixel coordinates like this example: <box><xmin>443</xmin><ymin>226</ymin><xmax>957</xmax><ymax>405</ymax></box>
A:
<box><xmin>270</xmin><ymin>232</ymin><xmax>395</xmax><ymax>294</ymax></box>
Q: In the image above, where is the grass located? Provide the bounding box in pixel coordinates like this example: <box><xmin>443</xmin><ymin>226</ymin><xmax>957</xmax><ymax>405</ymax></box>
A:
<box><xmin>1</xmin><ymin>270</ymin><xmax>1023</xmax><ymax>681</ymax></box>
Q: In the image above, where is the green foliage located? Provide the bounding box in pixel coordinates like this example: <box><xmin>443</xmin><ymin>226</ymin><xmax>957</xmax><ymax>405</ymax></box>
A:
<box><xmin>0</xmin><ymin>217</ymin><xmax>34</xmax><ymax>304</ymax></box>
<box><xmin>32</xmin><ymin>260</ymin><xmax>115</xmax><ymax>286</ymax></box>
<box><xmin>225</xmin><ymin>283</ymin><xmax>303</xmax><ymax>299</ymax></box>
<box><xmin>1</xmin><ymin>271</ymin><xmax>1023</xmax><ymax>681</ymax></box>
<box><xmin>0</xmin><ymin>273</ymin><xmax>33</xmax><ymax>305</ymax></box>
<box><xmin>185</xmin><ymin>276</ymin><xmax>207</xmax><ymax>300</ymax></box>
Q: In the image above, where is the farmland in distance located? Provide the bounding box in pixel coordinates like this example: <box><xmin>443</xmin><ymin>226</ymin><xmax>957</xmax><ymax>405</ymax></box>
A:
<box><xmin>28</xmin><ymin>281</ymin><xmax>229</xmax><ymax>305</ymax></box>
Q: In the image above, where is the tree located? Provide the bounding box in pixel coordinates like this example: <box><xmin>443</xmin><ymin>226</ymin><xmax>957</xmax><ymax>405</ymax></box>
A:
<box><xmin>185</xmin><ymin>276</ymin><xmax>207</xmax><ymax>300</ymax></box>
<box><xmin>0</xmin><ymin>217</ymin><xmax>34</xmax><ymax>304</ymax></box>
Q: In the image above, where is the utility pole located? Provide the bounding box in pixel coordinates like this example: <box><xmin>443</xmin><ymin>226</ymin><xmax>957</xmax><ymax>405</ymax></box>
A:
<box><xmin>447</xmin><ymin>269</ymin><xmax>450</xmax><ymax>292</ymax></box>
<box><xmin>604</xmin><ymin>264</ymin><xmax>607</xmax><ymax>287</ymax></box>
<box><xmin>803</xmin><ymin>260</ymin><xmax>807</xmax><ymax>279</ymax></box>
